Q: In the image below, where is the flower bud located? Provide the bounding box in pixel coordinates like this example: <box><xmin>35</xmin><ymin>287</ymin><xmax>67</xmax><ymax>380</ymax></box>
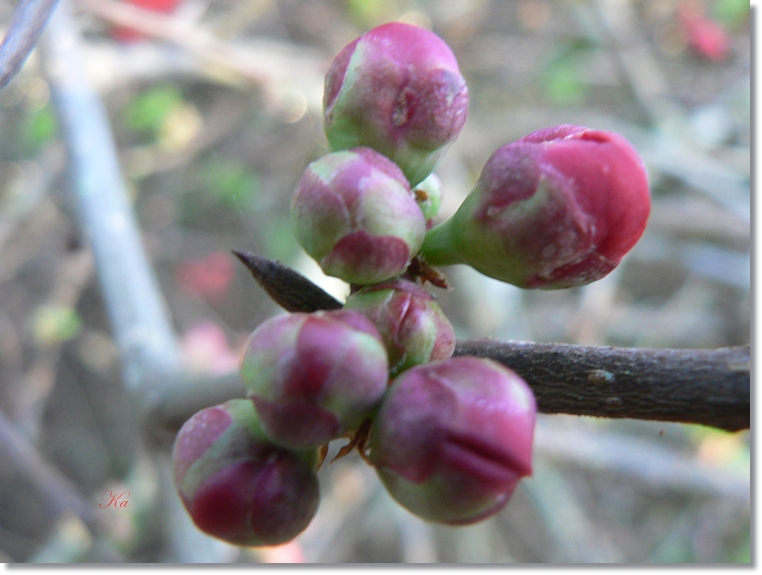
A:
<box><xmin>370</xmin><ymin>357</ymin><xmax>536</xmax><ymax>525</ymax></box>
<box><xmin>421</xmin><ymin>125</ymin><xmax>651</xmax><ymax>289</ymax></box>
<box><xmin>413</xmin><ymin>173</ymin><xmax>443</xmax><ymax>229</ymax></box>
<box><xmin>291</xmin><ymin>148</ymin><xmax>426</xmax><ymax>285</ymax></box>
<box><xmin>172</xmin><ymin>400</ymin><xmax>319</xmax><ymax>546</ymax></box>
<box><xmin>324</xmin><ymin>22</ymin><xmax>469</xmax><ymax>186</ymax></box>
<box><xmin>344</xmin><ymin>279</ymin><xmax>455</xmax><ymax>376</ymax></box>
<box><xmin>240</xmin><ymin>310</ymin><xmax>389</xmax><ymax>449</ymax></box>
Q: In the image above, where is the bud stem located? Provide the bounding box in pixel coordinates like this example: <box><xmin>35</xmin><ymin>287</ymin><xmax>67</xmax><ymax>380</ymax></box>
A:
<box><xmin>420</xmin><ymin>220</ymin><xmax>466</xmax><ymax>267</ymax></box>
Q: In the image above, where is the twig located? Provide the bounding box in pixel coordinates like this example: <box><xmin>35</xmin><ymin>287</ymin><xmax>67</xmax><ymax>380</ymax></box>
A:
<box><xmin>455</xmin><ymin>339</ymin><xmax>749</xmax><ymax>433</ymax></box>
<box><xmin>15</xmin><ymin>248</ymin><xmax>94</xmax><ymax>441</ymax></box>
<box><xmin>534</xmin><ymin>417</ymin><xmax>749</xmax><ymax>502</ymax></box>
<box><xmin>39</xmin><ymin>0</ymin><xmax>182</xmax><ymax>391</ymax></box>
<box><xmin>0</xmin><ymin>409</ymin><xmax>96</xmax><ymax>530</ymax></box>
<box><xmin>0</xmin><ymin>0</ymin><xmax>59</xmax><ymax>90</ymax></box>
<box><xmin>75</xmin><ymin>0</ymin><xmax>326</xmax><ymax>103</ymax></box>
<box><xmin>230</xmin><ymin>254</ymin><xmax>750</xmax><ymax>433</ymax></box>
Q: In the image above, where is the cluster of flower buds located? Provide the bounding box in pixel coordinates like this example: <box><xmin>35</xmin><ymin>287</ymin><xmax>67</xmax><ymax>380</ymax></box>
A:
<box><xmin>292</xmin><ymin>22</ymin><xmax>469</xmax><ymax>286</ymax></box>
<box><xmin>173</xmin><ymin>19</ymin><xmax>651</xmax><ymax>547</ymax></box>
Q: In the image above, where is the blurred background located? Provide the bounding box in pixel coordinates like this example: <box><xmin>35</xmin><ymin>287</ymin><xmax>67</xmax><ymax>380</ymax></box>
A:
<box><xmin>0</xmin><ymin>0</ymin><xmax>750</xmax><ymax>563</ymax></box>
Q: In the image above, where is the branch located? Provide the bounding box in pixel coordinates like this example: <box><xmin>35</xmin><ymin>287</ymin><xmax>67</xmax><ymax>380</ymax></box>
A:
<box><xmin>40</xmin><ymin>0</ymin><xmax>183</xmax><ymax>391</ymax></box>
<box><xmin>230</xmin><ymin>253</ymin><xmax>750</xmax><ymax>433</ymax></box>
<box><xmin>0</xmin><ymin>0</ymin><xmax>60</xmax><ymax>90</ymax></box>
<box><xmin>454</xmin><ymin>339</ymin><xmax>749</xmax><ymax>433</ymax></box>
<box><xmin>75</xmin><ymin>0</ymin><xmax>326</xmax><ymax>103</ymax></box>
<box><xmin>0</xmin><ymin>409</ymin><xmax>96</xmax><ymax>530</ymax></box>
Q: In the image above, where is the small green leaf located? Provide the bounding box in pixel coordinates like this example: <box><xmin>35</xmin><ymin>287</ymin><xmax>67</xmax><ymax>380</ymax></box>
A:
<box><xmin>22</xmin><ymin>105</ymin><xmax>58</xmax><ymax>154</ymax></box>
<box><xmin>711</xmin><ymin>0</ymin><xmax>750</xmax><ymax>29</ymax></box>
<box><xmin>199</xmin><ymin>159</ymin><xmax>262</xmax><ymax>210</ymax></box>
<box><xmin>30</xmin><ymin>305</ymin><xmax>82</xmax><ymax>345</ymax></box>
<box><xmin>123</xmin><ymin>85</ymin><xmax>184</xmax><ymax>135</ymax></box>
<box><xmin>543</xmin><ymin>63</ymin><xmax>588</xmax><ymax>106</ymax></box>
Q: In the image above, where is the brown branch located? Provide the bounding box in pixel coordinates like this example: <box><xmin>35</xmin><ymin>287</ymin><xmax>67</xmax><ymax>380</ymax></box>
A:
<box><xmin>223</xmin><ymin>253</ymin><xmax>750</xmax><ymax>433</ymax></box>
<box><xmin>455</xmin><ymin>339</ymin><xmax>749</xmax><ymax>433</ymax></box>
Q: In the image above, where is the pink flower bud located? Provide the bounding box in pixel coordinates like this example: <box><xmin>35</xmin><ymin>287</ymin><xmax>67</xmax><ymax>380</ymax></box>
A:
<box><xmin>172</xmin><ymin>400</ymin><xmax>319</xmax><ymax>546</ymax></box>
<box><xmin>369</xmin><ymin>357</ymin><xmax>536</xmax><ymax>525</ymax></box>
<box><xmin>324</xmin><ymin>22</ymin><xmax>469</xmax><ymax>186</ymax></box>
<box><xmin>291</xmin><ymin>147</ymin><xmax>426</xmax><ymax>285</ymax></box>
<box><xmin>240</xmin><ymin>310</ymin><xmax>389</xmax><ymax>448</ymax></box>
<box><xmin>421</xmin><ymin>125</ymin><xmax>651</xmax><ymax>289</ymax></box>
<box><xmin>344</xmin><ymin>278</ymin><xmax>455</xmax><ymax>376</ymax></box>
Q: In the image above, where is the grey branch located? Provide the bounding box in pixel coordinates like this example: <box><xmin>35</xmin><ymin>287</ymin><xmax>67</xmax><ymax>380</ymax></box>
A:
<box><xmin>0</xmin><ymin>410</ymin><xmax>95</xmax><ymax>530</ymax></box>
<box><xmin>41</xmin><ymin>0</ymin><xmax>183</xmax><ymax>391</ymax></box>
<box><xmin>0</xmin><ymin>0</ymin><xmax>60</xmax><ymax>90</ymax></box>
<box><xmin>233</xmin><ymin>253</ymin><xmax>750</xmax><ymax>433</ymax></box>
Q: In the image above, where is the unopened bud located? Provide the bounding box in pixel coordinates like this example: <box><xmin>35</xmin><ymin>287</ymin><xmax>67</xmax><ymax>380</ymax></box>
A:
<box><xmin>291</xmin><ymin>147</ymin><xmax>426</xmax><ymax>285</ymax></box>
<box><xmin>240</xmin><ymin>310</ymin><xmax>389</xmax><ymax>448</ymax></box>
<box><xmin>370</xmin><ymin>357</ymin><xmax>536</xmax><ymax>525</ymax></box>
<box><xmin>344</xmin><ymin>278</ymin><xmax>455</xmax><ymax>376</ymax></box>
<box><xmin>172</xmin><ymin>400</ymin><xmax>319</xmax><ymax>546</ymax></box>
<box><xmin>421</xmin><ymin>125</ymin><xmax>651</xmax><ymax>289</ymax></box>
<box><xmin>324</xmin><ymin>22</ymin><xmax>469</xmax><ymax>186</ymax></box>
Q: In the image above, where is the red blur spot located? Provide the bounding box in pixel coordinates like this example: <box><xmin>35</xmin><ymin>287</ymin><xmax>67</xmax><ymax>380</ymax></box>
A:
<box><xmin>176</xmin><ymin>252</ymin><xmax>235</xmax><ymax>305</ymax></box>
<box><xmin>110</xmin><ymin>0</ymin><xmax>183</xmax><ymax>43</ymax></box>
<box><xmin>678</xmin><ymin>1</ymin><xmax>730</xmax><ymax>62</ymax></box>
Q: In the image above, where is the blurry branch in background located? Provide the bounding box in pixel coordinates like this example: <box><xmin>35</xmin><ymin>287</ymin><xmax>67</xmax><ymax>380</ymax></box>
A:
<box><xmin>74</xmin><ymin>0</ymin><xmax>269</xmax><ymax>85</ymax></box>
<box><xmin>535</xmin><ymin>418</ymin><xmax>749</xmax><ymax>503</ymax></box>
<box><xmin>40</xmin><ymin>0</ymin><xmax>183</xmax><ymax>391</ymax></box>
<box><xmin>75</xmin><ymin>0</ymin><xmax>326</xmax><ymax>108</ymax></box>
<box><xmin>0</xmin><ymin>409</ymin><xmax>96</xmax><ymax>531</ymax></box>
<box><xmin>0</xmin><ymin>405</ymin><xmax>128</xmax><ymax>562</ymax></box>
<box><xmin>37</xmin><ymin>2</ymin><xmax>229</xmax><ymax>560</ymax></box>
<box><xmin>0</xmin><ymin>0</ymin><xmax>59</xmax><ymax>89</ymax></box>
<box><xmin>233</xmin><ymin>253</ymin><xmax>750</xmax><ymax>434</ymax></box>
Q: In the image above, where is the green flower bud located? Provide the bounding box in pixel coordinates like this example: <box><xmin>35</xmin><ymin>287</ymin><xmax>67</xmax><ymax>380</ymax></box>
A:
<box><xmin>240</xmin><ymin>310</ymin><xmax>389</xmax><ymax>449</ymax></box>
<box><xmin>291</xmin><ymin>147</ymin><xmax>426</xmax><ymax>285</ymax></box>
<box><xmin>344</xmin><ymin>278</ymin><xmax>455</xmax><ymax>376</ymax></box>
